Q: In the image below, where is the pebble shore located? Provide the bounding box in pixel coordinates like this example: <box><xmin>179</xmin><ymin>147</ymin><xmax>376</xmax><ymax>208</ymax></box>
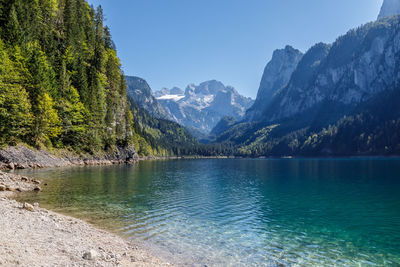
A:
<box><xmin>0</xmin><ymin>171</ymin><xmax>172</xmax><ymax>267</ymax></box>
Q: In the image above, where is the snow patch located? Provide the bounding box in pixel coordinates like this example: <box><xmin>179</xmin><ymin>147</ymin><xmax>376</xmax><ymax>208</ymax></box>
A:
<box><xmin>156</xmin><ymin>95</ymin><xmax>185</xmax><ymax>101</ymax></box>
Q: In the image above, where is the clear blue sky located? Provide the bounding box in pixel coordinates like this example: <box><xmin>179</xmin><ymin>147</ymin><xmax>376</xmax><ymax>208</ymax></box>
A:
<box><xmin>87</xmin><ymin>0</ymin><xmax>383</xmax><ymax>98</ymax></box>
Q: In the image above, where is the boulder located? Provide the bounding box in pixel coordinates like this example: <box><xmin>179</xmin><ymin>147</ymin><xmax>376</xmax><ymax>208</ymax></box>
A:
<box><xmin>8</xmin><ymin>162</ymin><xmax>15</xmax><ymax>170</ymax></box>
<box><xmin>0</xmin><ymin>185</ymin><xmax>5</xmax><ymax>191</ymax></box>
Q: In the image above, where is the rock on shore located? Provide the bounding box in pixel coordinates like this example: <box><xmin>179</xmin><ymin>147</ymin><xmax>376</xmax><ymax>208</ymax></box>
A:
<box><xmin>0</xmin><ymin>145</ymin><xmax>139</xmax><ymax>170</ymax></box>
<box><xmin>0</xmin><ymin>171</ymin><xmax>171</xmax><ymax>266</ymax></box>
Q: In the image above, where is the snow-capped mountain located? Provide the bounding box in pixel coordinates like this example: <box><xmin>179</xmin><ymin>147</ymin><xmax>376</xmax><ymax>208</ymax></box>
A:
<box><xmin>155</xmin><ymin>80</ymin><xmax>254</xmax><ymax>133</ymax></box>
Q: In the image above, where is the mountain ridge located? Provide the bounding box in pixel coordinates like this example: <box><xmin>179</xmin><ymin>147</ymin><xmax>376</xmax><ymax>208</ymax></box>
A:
<box><xmin>125</xmin><ymin>76</ymin><xmax>173</xmax><ymax>120</ymax></box>
<box><xmin>213</xmin><ymin>14</ymin><xmax>400</xmax><ymax>156</ymax></box>
<box><xmin>155</xmin><ymin>80</ymin><xmax>254</xmax><ymax>134</ymax></box>
<box><xmin>245</xmin><ymin>45</ymin><xmax>303</xmax><ymax>122</ymax></box>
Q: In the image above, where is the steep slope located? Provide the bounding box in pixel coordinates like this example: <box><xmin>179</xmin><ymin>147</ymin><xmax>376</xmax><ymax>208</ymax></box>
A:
<box><xmin>264</xmin><ymin>17</ymin><xmax>400</xmax><ymax>124</ymax></box>
<box><xmin>210</xmin><ymin>116</ymin><xmax>237</xmax><ymax>137</ymax></box>
<box><xmin>215</xmin><ymin>15</ymin><xmax>400</xmax><ymax>157</ymax></box>
<box><xmin>245</xmin><ymin>46</ymin><xmax>303</xmax><ymax>121</ymax></box>
<box><xmin>378</xmin><ymin>0</ymin><xmax>400</xmax><ymax>19</ymax></box>
<box><xmin>156</xmin><ymin>80</ymin><xmax>254</xmax><ymax>134</ymax></box>
<box><xmin>0</xmin><ymin>0</ymin><xmax>133</xmax><ymax>153</ymax></box>
<box><xmin>125</xmin><ymin>76</ymin><xmax>172</xmax><ymax>120</ymax></box>
<box><xmin>127</xmin><ymin>97</ymin><xmax>199</xmax><ymax>156</ymax></box>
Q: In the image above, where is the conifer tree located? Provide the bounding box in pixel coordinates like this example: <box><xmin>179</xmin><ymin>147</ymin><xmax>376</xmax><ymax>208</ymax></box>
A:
<box><xmin>34</xmin><ymin>93</ymin><xmax>61</xmax><ymax>146</ymax></box>
<box><xmin>0</xmin><ymin>40</ymin><xmax>32</xmax><ymax>145</ymax></box>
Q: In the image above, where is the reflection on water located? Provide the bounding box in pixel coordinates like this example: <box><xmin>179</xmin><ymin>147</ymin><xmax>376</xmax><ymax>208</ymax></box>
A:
<box><xmin>15</xmin><ymin>159</ymin><xmax>400</xmax><ymax>266</ymax></box>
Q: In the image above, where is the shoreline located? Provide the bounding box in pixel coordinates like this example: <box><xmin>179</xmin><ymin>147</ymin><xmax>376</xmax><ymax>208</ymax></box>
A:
<box><xmin>0</xmin><ymin>144</ymin><xmax>239</xmax><ymax>171</ymax></box>
<box><xmin>2</xmin><ymin>144</ymin><xmax>398</xmax><ymax>172</ymax></box>
<box><xmin>0</xmin><ymin>171</ymin><xmax>172</xmax><ymax>266</ymax></box>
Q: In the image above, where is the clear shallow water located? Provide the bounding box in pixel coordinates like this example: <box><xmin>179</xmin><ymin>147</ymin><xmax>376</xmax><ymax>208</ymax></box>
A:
<box><xmin>15</xmin><ymin>159</ymin><xmax>400</xmax><ymax>266</ymax></box>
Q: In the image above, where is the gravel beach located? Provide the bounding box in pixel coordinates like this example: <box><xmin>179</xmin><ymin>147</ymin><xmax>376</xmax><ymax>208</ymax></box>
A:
<box><xmin>0</xmin><ymin>171</ymin><xmax>172</xmax><ymax>267</ymax></box>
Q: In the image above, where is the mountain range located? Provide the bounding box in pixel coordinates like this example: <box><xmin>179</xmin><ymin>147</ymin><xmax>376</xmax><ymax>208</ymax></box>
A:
<box><xmin>155</xmin><ymin>81</ymin><xmax>254</xmax><ymax>134</ymax></box>
<box><xmin>126</xmin><ymin>77</ymin><xmax>254</xmax><ymax>137</ymax></box>
<box><xmin>125</xmin><ymin>0</ymin><xmax>400</xmax><ymax>157</ymax></box>
<box><xmin>213</xmin><ymin>1</ymin><xmax>400</xmax><ymax>156</ymax></box>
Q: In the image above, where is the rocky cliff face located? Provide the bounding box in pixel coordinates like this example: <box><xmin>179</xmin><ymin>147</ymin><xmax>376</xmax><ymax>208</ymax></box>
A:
<box><xmin>245</xmin><ymin>45</ymin><xmax>303</xmax><ymax>121</ymax></box>
<box><xmin>378</xmin><ymin>0</ymin><xmax>400</xmax><ymax>19</ymax></box>
<box><xmin>125</xmin><ymin>76</ymin><xmax>172</xmax><ymax>120</ymax></box>
<box><xmin>156</xmin><ymin>80</ymin><xmax>254</xmax><ymax>133</ymax></box>
<box><xmin>263</xmin><ymin>17</ymin><xmax>400</xmax><ymax>123</ymax></box>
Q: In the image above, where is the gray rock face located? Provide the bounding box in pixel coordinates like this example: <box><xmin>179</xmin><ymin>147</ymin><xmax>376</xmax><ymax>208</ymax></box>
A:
<box><xmin>125</xmin><ymin>76</ymin><xmax>172</xmax><ymax>120</ymax></box>
<box><xmin>0</xmin><ymin>145</ymin><xmax>139</xmax><ymax>170</ymax></box>
<box><xmin>245</xmin><ymin>45</ymin><xmax>303</xmax><ymax>122</ymax></box>
<box><xmin>263</xmin><ymin>17</ymin><xmax>400</xmax><ymax>123</ymax></box>
<box><xmin>378</xmin><ymin>0</ymin><xmax>400</xmax><ymax>19</ymax></box>
<box><xmin>155</xmin><ymin>80</ymin><xmax>254</xmax><ymax>133</ymax></box>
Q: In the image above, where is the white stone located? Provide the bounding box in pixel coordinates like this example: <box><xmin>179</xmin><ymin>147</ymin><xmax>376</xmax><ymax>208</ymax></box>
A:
<box><xmin>23</xmin><ymin>203</ymin><xmax>34</xmax><ymax>212</ymax></box>
<box><xmin>83</xmin><ymin>249</ymin><xmax>98</xmax><ymax>260</ymax></box>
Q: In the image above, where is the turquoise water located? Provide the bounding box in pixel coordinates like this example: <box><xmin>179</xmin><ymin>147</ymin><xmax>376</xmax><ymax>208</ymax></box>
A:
<box><xmin>15</xmin><ymin>159</ymin><xmax>400</xmax><ymax>266</ymax></box>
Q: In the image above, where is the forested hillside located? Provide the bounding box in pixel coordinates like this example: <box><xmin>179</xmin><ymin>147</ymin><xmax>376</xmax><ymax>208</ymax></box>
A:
<box><xmin>215</xmin><ymin>16</ymin><xmax>400</xmax><ymax>157</ymax></box>
<box><xmin>0</xmin><ymin>0</ymin><xmax>137</xmax><ymax>153</ymax></box>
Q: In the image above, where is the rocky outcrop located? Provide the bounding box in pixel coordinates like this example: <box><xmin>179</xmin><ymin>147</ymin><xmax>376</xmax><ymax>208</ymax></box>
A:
<box><xmin>245</xmin><ymin>45</ymin><xmax>303</xmax><ymax>122</ymax></box>
<box><xmin>0</xmin><ymin>145</ymin><xmax>139</xmax><ymax>170</ymax></box>
<box><xmin>156</xmin><ymin>80</ymin><xmax>254</xmax><ymax>133</ymax></box>
<box><xmin>125</xmin><ymin>76</ymin><xmax>172</xmax><ymax>120</ymax></box>
<box><xmin>378</xmin><ymin>0</ymin><xmax>400</xmax><ymax>19</ymax></box>
<box><xmin>262</xmin><ymin>17</ymin><xmax>400</xmax><ymax>123</ymax></box>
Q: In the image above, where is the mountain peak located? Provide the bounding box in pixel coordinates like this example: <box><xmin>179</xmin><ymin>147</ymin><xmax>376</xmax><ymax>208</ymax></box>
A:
<box><xmin>125</xmin><ymin>76</ymin><xmax>173</xmax><ymax>120</ymax></box>
<box><xmin>195</xmin><ymin>80</ymin><xmax>225</xmax><ymax>95</ymax></box>
<box><xmin>245</xmin><ymin>45</ymin><xmax>303</xmax><ymax>121</ymax></box>
<box><xmin>156</xmin><ymin>80</ymin><xmax>253</xmax><ymax>133</ymax></box>
<box><xmin>378</xmin><ymin>0</ymin><xmax>400</xmax><ymax>19</ymax></box>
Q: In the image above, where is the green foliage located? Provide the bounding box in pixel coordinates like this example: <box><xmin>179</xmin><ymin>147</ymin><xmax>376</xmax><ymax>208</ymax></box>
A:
<box><xmin>0</xmin><ymin>40</ymin><xmax>32</xmax><ymax>144</ymax></box>
<box><xmin>0</xmin><ymin>0</ymin><xmax>134</xmax><ymax>153</ymax></box>
<box><xmin>212</xmin><ymin>85</ymin><xmax>400</xmax><ymax>157</ymax></box>
<box><xmin>33</xmin><ymin>93</ymin><xmax>62</xmax><ymax>146</ymax></box>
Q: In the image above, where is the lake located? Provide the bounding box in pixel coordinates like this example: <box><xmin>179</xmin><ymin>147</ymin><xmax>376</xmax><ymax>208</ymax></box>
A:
<box><xmin>14</xmin><ymin>158</ymin><xmax>400</xmax><ymax>266</ymax></box>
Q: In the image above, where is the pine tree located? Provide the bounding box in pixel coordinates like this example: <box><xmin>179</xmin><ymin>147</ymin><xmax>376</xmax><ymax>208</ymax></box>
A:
<box><xmin>0</xmin><ymin>40</ymin><xmax>32</xmax><ymax>145</ymax></box>
<box><xmin>58</xmin><ymin>60</ymin><xmax>87</xmax><ymax>148</ymax></box>
<box><xmin>33</xmin><ymin>93</ymin><xmax>62</xmax><ymax>146</ymax></box>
